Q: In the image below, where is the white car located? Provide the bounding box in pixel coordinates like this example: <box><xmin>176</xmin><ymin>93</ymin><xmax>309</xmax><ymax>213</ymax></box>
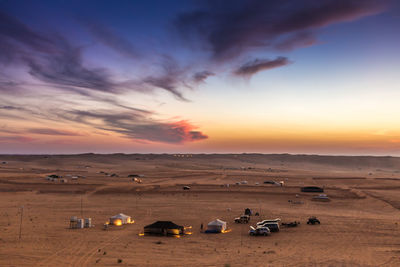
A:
<box><xmin>256</xmin><ymin>218</ymin><xmax>281</xmax><ymax>226</ymax></box>
<box><xmin>249</xmin><ymin>226</ymin><xmax>270</xmax><ymax>236</ymax></box>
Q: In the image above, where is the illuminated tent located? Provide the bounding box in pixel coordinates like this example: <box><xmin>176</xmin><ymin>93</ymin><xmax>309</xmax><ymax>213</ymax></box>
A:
<box><xmin>144</xmin><ymin>221</ymin><xmax>184</xmax><ymax>235</ymax></box>
<box><xmin>205</xmin><ymin>219</ymin><xmax>227</xmax><ymax>233</ymax></box>
<box><xmin>109</xmin><ymin>213</ymin><xmax>132</xmax><ymax>225</ymax></box>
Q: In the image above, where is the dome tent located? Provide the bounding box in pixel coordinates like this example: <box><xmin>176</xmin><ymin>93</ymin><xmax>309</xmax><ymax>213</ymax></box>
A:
<box><xmin>109</xmin><ymin>213</ymin><xmax>133</xmax><ymax>226</ymax></box>
<box><xmin>205</xmin><ymin>219</ymin><xmax>227</xmax><ymax>233</ymax></box>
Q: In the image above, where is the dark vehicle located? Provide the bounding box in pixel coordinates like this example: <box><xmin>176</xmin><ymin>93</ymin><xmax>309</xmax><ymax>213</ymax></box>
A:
<box><xmin>264</xmin><ymin>180</ymin><xmax>276</xmax><ymax>184</ymax></box>
<box><xmin>249</xmin><ymin>226</ymin><xmax>270</xmax><ymax>236</ymax></box>
<box><xmin>301</xmin><ymin>186</ymin><xmax>324</xmax><ymax>193</ymax></box>
<box><xmin>258</xmin><ymin>222</ymin><xmax>280</xmax><ymax>232</ymax></box>
<box><xmin>307</xmin><ymin>217</ymin><xmax>320</xmax><ymax>225</ymax></box>
<box><xmin>282</xmin><ymin>221</ymin><xmax>300</xmax><ymax>227</ymax></box>
<box><xmin>234</xmin><ymin>215</ymin><xmax>250</xmax><ymax>224</ymax></box>
<box><xmin>183</xmin><ymin>186</ymin><xmax>191</xmax><ymax>190</ymax></box>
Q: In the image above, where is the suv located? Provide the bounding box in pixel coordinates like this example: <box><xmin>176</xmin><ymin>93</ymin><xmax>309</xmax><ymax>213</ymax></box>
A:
<box><xmin>249</xmin><ymin>226</ymin><xmax>270</xmax><ymax>236</ymax></box>
<box><xmin>234</xmin><ymin>215</ymin><xmax>250</xmax><ymax>224</ymax></box>
<box><xmin>256</xmin><ymin>218</ymin><xmax>281</xmax><ymax>226</ymax></box>
<box><xmin>307</xmin><ymin>216</ymin><xmax>320</xmax><ymax>225</ymax></box>
<box><xmin>257</xmin><ymin>222</ymin><xmax>280</xmax><ymax>232</ymax></box>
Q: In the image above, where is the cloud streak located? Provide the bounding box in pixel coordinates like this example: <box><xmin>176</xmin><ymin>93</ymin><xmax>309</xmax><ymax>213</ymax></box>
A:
<box><xmin>27</xmin><ymin>128</ymin><xmax>83</xmax><ymax>136</ymax></box>
<box><xmin>60</xmin><ymin>109</ymin><xmax>207</xmax><ymax>143</ymax></box>
<box><xmin>193</xmin><ymin>71</ymin><xmax>215</xmax><ymax>83</ymax></box>
<box><xmin>0</xmin><ymin>136</ymin><xmax>34</xmax><ymax>143</ymax></box>
<box><xmin>175</xmin><ymin>0</ymin><xmax>388</xmax><ymax>61</ymax></box>
<box><xmin>81</xmin><ymin>20</ymin><xmax>140</xmax><ymax>59</ymax></box>
<box><xmin>234</xmin><ymin>57</ymin><xmax>291</xmax><ymax>77</ymax></box>
<box><xmin>0</xmin><ymin>10</ymin><xmax>191</xmax><ymax>100</ymax></box>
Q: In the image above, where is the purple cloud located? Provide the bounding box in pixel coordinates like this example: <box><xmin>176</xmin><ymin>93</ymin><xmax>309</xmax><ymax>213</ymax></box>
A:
<box><xmin>59</xmin><ymin>109</ymin><xmax>208</xmax><ymax>144</ymax></box>
<box><xmin>234</xmin><ymin>57</ymin><xmax>291</xmax><ymax>77</ymax></box>
<box><xmin>27</xmin><ymin>128</ymin><xmax>83</xmax><ymax>136</ymax></box>
<box><xmin>0</xmin><ymin>136</ymin><xmax>34</xmax><ymax>143</ymax></box>
<box><xmin>193</xmin><ymin>71</ymin><xmax>215</xmax><ymax>83</ymax></box>
<box><xmin>175</xmin><ymin>0</ymin><xmax>388</xmax><ymax>61</ymax></box>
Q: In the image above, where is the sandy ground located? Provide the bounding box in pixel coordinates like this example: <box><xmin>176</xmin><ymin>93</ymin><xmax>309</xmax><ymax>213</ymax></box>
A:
<box><xmin>0</xmin><ymin>154</ymin><xmax>399</xmax><ymax>266</ymax></box>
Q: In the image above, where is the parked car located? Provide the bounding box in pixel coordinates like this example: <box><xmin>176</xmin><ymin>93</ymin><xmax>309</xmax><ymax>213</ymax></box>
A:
<box><xmin>307</xmin><ymin>216</ymin><xmax>320</xmax><ymax>225</ymax></box>
<box><xmin>257</xmin><ymin>222</ymin><xmax>280</xmax><ymax>232</ymax></box>
<box><xmin>264</xmin><ymin>180</ymin><xmax>276</xmax><ymax>184</ymax></box>
<box><xmin>249</xmin><ymin>226</ymin><xmax>270</xmax><ymax>236</ymax></box>
<box><xmin>256</xmin><ymin>218</ymin><xmax>281</xmax><ymax>226</ymax></box>
<box><xmin>234</xmin><ymin>215</ymin><xmax>250</xmax><ymax>224</ymax></box>
<box><xmin>312</xmin><ymin>194</ymin><xmax>330</xmax><ymax>202</ymax></box>
<box><xmin>183</xmin><ymin>186</ymin><xmax>191</xmax><ymax>190</ymax></box>
<box><xmin>282</xmin><ymin>221</ymin><xmax>300</xmax><ymax>227</ymax></box>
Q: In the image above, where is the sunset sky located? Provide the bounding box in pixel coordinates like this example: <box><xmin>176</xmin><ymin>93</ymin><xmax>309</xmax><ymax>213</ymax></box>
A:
<box><xmin>1</xmin><ymin>0</ymin><xmax>399</xmax><ymax>155</ymax></box>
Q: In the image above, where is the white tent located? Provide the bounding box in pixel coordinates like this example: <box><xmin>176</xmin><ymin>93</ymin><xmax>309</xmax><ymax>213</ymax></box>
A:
<box><xmin>109</xmin><ymin>213</ymin><xmax>132</xmax><ymax>225</ymax></box>
<box><xmin>206</xmin><ymin>219</ymin><xmax>227</xmax><ymax>233</ymax></box>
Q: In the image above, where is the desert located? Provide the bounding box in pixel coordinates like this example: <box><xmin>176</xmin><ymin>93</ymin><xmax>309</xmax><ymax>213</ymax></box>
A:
<box><xmin>0</xmin><ymin>154</ymin><xmax>399</xmax><ymax>266</ymax></box>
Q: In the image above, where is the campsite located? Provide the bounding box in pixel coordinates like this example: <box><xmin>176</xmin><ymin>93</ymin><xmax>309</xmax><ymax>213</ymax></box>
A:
<box><xmin>0</xmin><ymin>154</ymin><xmax>400</xmax><ymax>266</ymax></box>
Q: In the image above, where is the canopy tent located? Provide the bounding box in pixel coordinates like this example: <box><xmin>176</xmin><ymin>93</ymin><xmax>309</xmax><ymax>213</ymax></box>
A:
<box><xmin>109</xmin><ymin>213</ymin><xmax>132</xmax><ymax>225</ymax></box>
<box><xmin>205</xmin><ymin>219</ymin><xmax>227</xmax><ymax>233</ymax></box>
<box><xmin>144</xmin><ymin>221</ymin><xmax>184</xmax><ymax>235</ymax></box>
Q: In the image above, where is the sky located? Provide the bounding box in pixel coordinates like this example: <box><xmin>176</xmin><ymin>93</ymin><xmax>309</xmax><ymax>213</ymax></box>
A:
<box><xmin>0</xmin><ymin>0</ymin><xmax>400</xmax><ymax>155</ymax></box>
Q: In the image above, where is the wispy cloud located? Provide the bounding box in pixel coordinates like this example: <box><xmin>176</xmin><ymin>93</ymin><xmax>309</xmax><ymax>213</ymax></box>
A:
<box><xmin>175</xmin><ymin>0</ymin><xmax>388</xmax><ymax>61</ymax></box>
<box><xmin>193</xmin><ymin>71</ymin><xmax>215</xmax><ymax>83</ymax></box>
<box><xmin>27</xmin><ymin>128</ymin><xmax>83</xmax><ymax>136</ymax></box>
<box><xmin>141</xmin><ymin>56</ymin><xmax>190</xmax><ymax>101</ymax></box>
<box><xmin>234</xmin><ymin>57</ymin><xmax>291</xmax><ymax>77</ymax></box>
<box><xmin>81</xmin><ymin>20</ymin><xmax>140</xmax><ymax>59</ymax></box>
<box><xmin>0</xmin><ymin>10</ymin><xmax>193</xmax><ymax>100</ymax></box>
<box><xmin>0</xmin><ymin>105</ymin><xmax>22</xmax><ymax>110</ymax></box>
<box><xmin>59</xmin><ymin>109</ymin><xmax>207</xmax><ymax>143</ymax></box>
<box><xmin>0</xmin><ymin>136</ymin><xmax>34</xmax><ymax>143</ymax></box>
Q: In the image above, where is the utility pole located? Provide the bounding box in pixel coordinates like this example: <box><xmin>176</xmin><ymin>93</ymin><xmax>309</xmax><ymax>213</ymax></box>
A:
<box><xmin>240</xmin><ymin>223</ymin><xmax>243</xmax><ymax>247</ymax></box>
<box><xmin>80</xmin><ymin>196</ymin><xmax>83</xmax><ymax>217</ymax></box>
<box><xmin>19</xmin><ymin>206</ymin><xmax>24</xmax><ymax>241</ymax></box>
